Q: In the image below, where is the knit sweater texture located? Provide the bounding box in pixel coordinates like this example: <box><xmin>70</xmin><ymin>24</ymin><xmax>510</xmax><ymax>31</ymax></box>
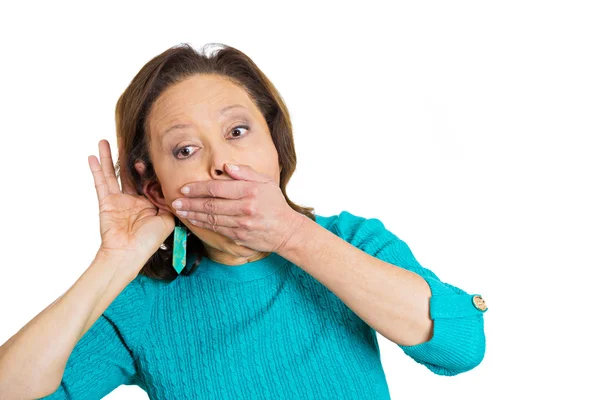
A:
<box><xmin>40</xmin><ymin>210</ymin><xmax>487</xmax><ymax>399</ymax></box>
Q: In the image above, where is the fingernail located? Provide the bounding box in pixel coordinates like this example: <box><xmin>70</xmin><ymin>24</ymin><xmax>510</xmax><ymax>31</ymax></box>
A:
<box><xmin>172</xmin><ymin>200</ymin><xmax>182</xmax><ymax>209</ymax></box>
<box><xmin>176</xmin><ymin>210</ymin><xmax>188</xmax><ymax>217</ymax></box>
<box><xmin>226</xmin><ymin>163</ymin><xmax>239</xmax><ymax>171</ymax></box>
<box><xmin>181</xmin><ymin>186</ymin><xmax>190</xmax><ymax>194</ymax></box>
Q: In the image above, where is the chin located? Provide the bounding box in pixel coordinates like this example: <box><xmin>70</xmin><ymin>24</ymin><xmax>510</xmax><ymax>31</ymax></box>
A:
<box><xmin>230</xmin><ymin>241</ymin><xmax>255</xmax><ymax>255</ymax></box>
<box><xmin>190</xmin><ymin>226</ymin><xmax>254</xmax><ymax>253</ymax></box>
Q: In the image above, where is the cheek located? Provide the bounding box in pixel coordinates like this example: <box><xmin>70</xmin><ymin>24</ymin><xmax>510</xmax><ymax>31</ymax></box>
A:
<box><xmin>245</xmin><ymin>146</ymin><xmax>280</xmax><ymax>178</ymax></box>
<box><xmin>155</xmin><ymin>165</ymin><xmax>196</xmax><ymax>201</ymax></box>
<box><xmin>156</xmin><ymin>171</ymin><xmax>188</xmax><ymax>203</ymax></box>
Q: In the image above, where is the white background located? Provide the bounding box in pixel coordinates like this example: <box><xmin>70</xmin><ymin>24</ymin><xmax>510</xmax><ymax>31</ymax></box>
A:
<box><xmin>1</xmin><ymin>1</ymin><xmax>598</xmax><ymax>399</ymax></box>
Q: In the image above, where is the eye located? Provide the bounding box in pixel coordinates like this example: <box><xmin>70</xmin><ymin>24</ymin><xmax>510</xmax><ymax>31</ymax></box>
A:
<box><xmin>228</xmin><ymin>124</ymin><xmax>250</xmax><ymax>140</ymax></box>
<box><xmin>174</xmin><ymin>145</ymin><xmax>197</xmax><ymax>160</ymax></box>
<box><xmin>173</xmin><ymin>125</ymin><xmax>251</xmax><ymax>160</ymax></box>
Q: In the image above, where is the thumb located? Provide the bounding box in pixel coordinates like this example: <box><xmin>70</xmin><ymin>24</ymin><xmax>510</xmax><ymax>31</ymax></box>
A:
<box><xmin>225</xmin><ymin>163</ymin><xmax>270</xmax><ymax>183</ymax></box>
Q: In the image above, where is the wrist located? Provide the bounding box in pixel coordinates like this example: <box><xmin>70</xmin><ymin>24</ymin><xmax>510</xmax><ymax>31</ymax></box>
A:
<box><xmin>93</xmin><ymin>248</ymin><xmax>146</xmax><ymax>282</ymax></box>
<box><xmin>277</xmin><ymin>213</ymin><xmax>311</xmax><ymax>259</ymax></box>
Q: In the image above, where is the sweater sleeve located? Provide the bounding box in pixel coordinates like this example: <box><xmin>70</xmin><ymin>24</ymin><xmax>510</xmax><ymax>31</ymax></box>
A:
<box><xmin>324</xmin><ymin>210</ymin><xmax>488</xmax><ymax>376</ymax></box>
<box><xmin>39</xmin><ymin>274</ymin><xmax>157</xmax><ymax>399</ymax></box>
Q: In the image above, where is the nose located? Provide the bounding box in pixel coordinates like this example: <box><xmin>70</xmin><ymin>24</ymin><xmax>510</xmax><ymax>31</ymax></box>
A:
<box><xmin>209</xmin><ymin>165</ymin><xmax>229</xmax><ymax>180</ymax></box>
<box><xmin>206</xmin><ymin>141</ymin><xmax>237</xmax><ymax>180</ymax></box>
<box><xmin>209</xmin><ymin>159</ymin><xmax>236</xmax><ymax>181</ymax></box>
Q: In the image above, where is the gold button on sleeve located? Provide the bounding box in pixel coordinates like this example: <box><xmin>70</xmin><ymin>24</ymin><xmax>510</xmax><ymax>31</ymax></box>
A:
<box><xmin>472</xmin><ymin>295</ymin><xmax>488</xmax><ymax>311</ymax></box>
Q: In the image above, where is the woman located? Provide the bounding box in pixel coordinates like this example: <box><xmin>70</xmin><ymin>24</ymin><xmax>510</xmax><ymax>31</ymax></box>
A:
<box><xmin>0</xmin><ymin>43</ymin><xmax>488</xmax><ymax>399</ymax></box>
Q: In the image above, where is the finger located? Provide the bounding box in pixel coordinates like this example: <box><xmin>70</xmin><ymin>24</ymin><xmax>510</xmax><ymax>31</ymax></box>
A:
<box><xmin>188</xmin><ymin>215</ymin><xmax>240</xmax><ymax>231</ymax></box>
<box><xmin>120</xmin><ymin>173</ymin><xmax>137</xmax><ymax>195</ymax></box>
<box><xmin>116</xmin><ymin>156</ymin><xmax>137</xmax><ymax>195</ymax></box>
<box><xmin>117</xmin><ymin>160</ymin><xmax>144</xmax><ymax>196</ymax></box>
<box><xmin>98</xmin><ymin>140</ymin><xmax>121</xmax><ymax>195</ymax></box>
<box><xmin>225</xmin><ymin>163</ymin><xmax>271</xmax><ymax>183</ymax></box>
<box><xmin>181</xmin><ymin>179</ymin><xmax>252</xmax><ymax>199</ymax></box>
<box><xmin>118</xmin><ymin>162</ymin><xmax>137</xmax><ymax>195</ymax></box>
<box><xmin>194</xmin><ymin>221</ymin><xmax>237</xmax><ymax>239</ymax></box>
<box><xmin>174</xmin><ymin>197</ymin><xmax>246</xmax><ymax>219</ymax></box>
<box><xmin>88</xmin><ymin>155</ymin><xmax>108</xmax><ymax>204</ymax></box>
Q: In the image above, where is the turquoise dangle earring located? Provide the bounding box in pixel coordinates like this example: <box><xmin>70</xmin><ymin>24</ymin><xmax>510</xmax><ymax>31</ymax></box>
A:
<box><xmin>172</xmin><ymin>219</ymin><xmax>188</xmax><ymax>274</ymax></box>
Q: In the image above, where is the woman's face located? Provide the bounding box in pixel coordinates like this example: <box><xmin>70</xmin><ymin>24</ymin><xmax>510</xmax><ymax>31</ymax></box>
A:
<box><xmin>141</xmin><ymin>73</ymin><xmax>282</xmax><ymax>260</ymax></box>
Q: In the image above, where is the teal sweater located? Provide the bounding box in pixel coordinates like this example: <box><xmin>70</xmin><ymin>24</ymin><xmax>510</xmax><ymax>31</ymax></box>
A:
<box><xmin>41</xmin><ymin>210</ymin><xmax>487</xmax><ymax>399</ymax></box>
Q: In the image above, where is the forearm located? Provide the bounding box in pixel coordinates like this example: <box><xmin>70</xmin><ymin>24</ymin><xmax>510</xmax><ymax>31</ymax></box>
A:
<box><xmin>0</xmin><ymin>251</ymin><xmax>140</xmax><ymax>399</ymax></box>
<box><xmin>278</xmin><ymin>215</ymin><xmax>433</xmax><ymax>346</ymax></box>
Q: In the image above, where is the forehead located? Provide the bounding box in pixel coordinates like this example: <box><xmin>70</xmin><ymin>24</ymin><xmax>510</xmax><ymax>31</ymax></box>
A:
<box><xmin>149</xmin><ymin>74</ymin><xmax>253</xmax><ymax>128</ymax></box>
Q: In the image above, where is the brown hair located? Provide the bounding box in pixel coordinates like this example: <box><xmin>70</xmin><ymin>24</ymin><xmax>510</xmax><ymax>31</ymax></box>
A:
<box><xmin>113</xmin><ymin>42</ymin><xmax>315</xmax><ymax>282</ymax></box>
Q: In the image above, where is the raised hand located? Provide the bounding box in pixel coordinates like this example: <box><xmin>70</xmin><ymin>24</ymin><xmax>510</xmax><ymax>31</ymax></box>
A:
<box><xmin>88</xmin><ymin>139</ymin><xmax>175</xmax><ymax>275</ymax></box>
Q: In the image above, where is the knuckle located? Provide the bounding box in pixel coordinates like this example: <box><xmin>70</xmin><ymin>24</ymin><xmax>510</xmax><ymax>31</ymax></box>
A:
<box><xmin>207</xmin><ymin>213</ymin><xmax>218</xmax><ymax>225</ymax></box>
<box><xmin>239</xmin><ymin>218</ymin><xmax>253</xmax><ymax>230</ymax></box>
<box><xmin>207</xmin><ymin>180</ymin><xmax>219</xmax><ymax>197</ymax></box>
<box><xmin>241</xmin><ymin>201</ymin><xmax>256</xmax><ymax>216</ymax></box>
<box><xmin>248</xmin><ymin>185</ymin><xmax>260</xmax><ymax>198</ymax></box>
<box><xmin>232</xmin><ymin>231</ymin><xmax>243</xmax><ymax>241</ymax></box>
<box><xmin>234</xmin><ymin>181</ymin><xmax>245</xmax><ymax>195</ymax></box>
<box><xmin>204</xmin><ymin>197</ymin><xmax>217</xmax><ymax>213</ymax></box>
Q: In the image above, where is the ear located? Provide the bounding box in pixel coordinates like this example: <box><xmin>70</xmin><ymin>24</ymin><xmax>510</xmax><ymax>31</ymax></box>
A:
<box><xmin>135</xmin><ymin>160</ymin><xmax>171</xmax><ymax>213</ymax></box>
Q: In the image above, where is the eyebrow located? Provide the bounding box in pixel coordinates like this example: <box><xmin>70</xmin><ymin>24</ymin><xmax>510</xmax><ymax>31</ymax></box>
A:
<box><xmin>159</xmin><ymin>104</ymin><xmax>247</xmax><ymax>140</ymax></box>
